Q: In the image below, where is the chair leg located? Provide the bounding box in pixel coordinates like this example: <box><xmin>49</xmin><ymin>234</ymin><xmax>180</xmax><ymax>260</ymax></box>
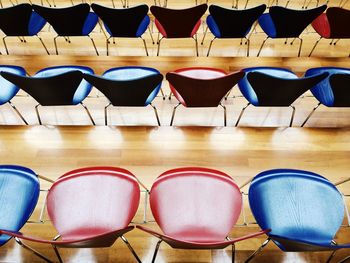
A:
<box><xmin>141</xmin><ymin>37</ymin><xmax>149</xmax><ymax>56</ymax></box>
<box><xmin>257</xmin><ymin>37</ymin><xmax>268</xmax><ymax>57</ymax></box>
<box><xmin>8</xmin><ymin>101</ymin><xmax>28</xmax><ymax>125</ymax></box>
<box><xmin>301</xmin><ymin>102</ymin><xmax>321</xmax><ymax>127</ymax></box>
<box><xmin>170</xmin><ymin>103</ymin><xmax>181</xmax><ymax>126</ymax></box>
<box><xmin>220</xmin><ymin>103</ymin><xmax>227</xmax><ymax>126</ymax></box>
<box><xmin>88</xmin><ymin>35</ymin><xmax>99</xmax><ymax>56</ymax></box>
<box><xmin>36</xmin><ymin>35</ymin><xmax>50</xmax><ymax>55</ymax></box>
<box><xmin>80</xmin><ymin>102</ymin><xmax>95</xmax><ymax>125</ymax></box>
<box><xmin>160</xmin><ymin>89</ymin><xmax>166</xmax><ymax>100</ymax></box>
<box><xmin>106</xmin><ymin>37</ymin><xmax>111</xmax><ymax>56</ymax></box>
<box><xmin>54</xmin><ymin>36</ymin><xmax>59</xmax><ymax>55</ymax></box>
<box><xmin>150</xmin><ymin>103</ymin><xmax>161</xmax><ymax>126</ymax></box>
<box><xmin>2</xmin><ymin>36</ymin><xmax>8</xmax><ymax>55</ymax></box>
<box><xmin>244</xmin><ymin>0</ymin><xmax>249</xmax><ymax>8</ymax></box>
<box><xmin>333</xmin><ymin>39</ymin><xmax>340</xmax><ymax>45</ymax></box>
<box><xmin>244</xmin><ymin>238</ymin><xmax>270</xmax><ymax>263</ymax></box>
<box><xmin>338</xmin><ymin>254</ymin><xmax>350</xmax><ymax>263</ymax></box>
<box><xmin>326</xmin><ymin>250</ymin><xmax>337</xmax><ymax>263</ymax></box>
<box><xmin>232</xmin><ymin>243</ymin><xmax>236</xmax><ymax>263</ymax></box>
<box><xmin>309</xmin><ymin>37</ymin><xmax>322</xmax><ymax>57</ymax></box>
<box><xmin>121</xmin><ymin>236</ymin><xmax>142</xmax><ymax>263</ymax></box>
<box><xmin>245</xmin><ymin>37</ymin><xmax>250</xmax><ymax>57</ymax></box>
<box><xmin>235</xmin><ymin>103</ymin><xmax>250</xmax><ymax>127</ymax></box>
<box><xmin>201</xmin><ymin>26</ymin><xmax>208</xmax><ymax>45</ymax></box>
<box><xmin>15</xmin><ymin>238</ymin><xmax>53</xmax><ymax>263</ymax></box>
<box><xmin>289</xmin><ymin>105</ymin><xmax>296</xmax><ymax>127</ymax></box>
<box><xmin>298</xmin><ymin>37</ymin><xmax>303</xmax><ymax>57</ymax></box>
<box><xmin>193</xmin><ymin>35</ymin><xmax>199</xmax><ymax>56</ymax></box>
<box><xmin>149</xmin><ymin>27</ymin><xmax>155</xmax><ymax>44</ymax></box>
<box><xmin>152</xmin><ymin>240</ymin><xmax>163</xmax><ymax>263</ymax></box>
<box><xmin>104</xmin><ymin>103</ymin><xmax>111</xmax><ymax>126</ymax></box>
<box><xmin>52</xmin><ymin>245</ymin><xmax>63</xmax><ymax>263</ymax></box>
<box><xmin>35</xmin><ymin>104</ymin><xmax>42</xmax><ymax>125</ymax></box>
<box><xmin>157</xmin><ymin>37</ymin><xmax>163</xmax><ymax>56</ymax></box>
<box><xmin>206</xmin><ymin>37</ymin><xmax>216</xmax><ymax>57</ymax></box>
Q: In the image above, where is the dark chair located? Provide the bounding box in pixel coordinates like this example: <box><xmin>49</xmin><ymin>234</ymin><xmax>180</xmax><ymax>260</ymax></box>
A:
<box><xmin>0</xmin><ymin>65</ymin><xmax>28</xmax><ymax>124</ymax></box>
<box><xmin>33</xmin><ymin>4</ymin><xmax>99</xmax><ymax>55</ymax></box>
<box><xmin>137</xmin><ymin>167</ymin><xmax>270</xmax><ymax>263</ymax></box>
<box><xmin>83</xmin><ymin>66</ymin><xmax>163</xmax><ymax>126</ymax></box>
<box><xmin>203</xmin><ymin>4</ymin><xmax>266</xmax><ymax>57</ymax></box>
<box><xmin>236</xmin><ymin>67</ymin><xmax>328</xmax><ymax>127</ymax></box>
<box><xmin>0</xmin><ymin>4</ymin><xmax>49</xmax><ymax>55</ymax></box>
<box><xmin>302</xmin><ymin>67</ymin><xmax>350</xmax><ymax>126</ymax></box>
<box><xmin>310</xmin><ymin>7</ymin><xmax>350</xmax><ymax>56</ymax></box>
<box><xmin>1</xmin><ymin>65</ymin><xmax>95</xmax><ymax>125</ymax></box>
<box><xmin>166</xmin><ymin>67</ymin><xmax>244</xmax><ymax>126</ymax></box>
<box><xmin>150</xmin><ymin>4</ymin><xmax>207</xmax><ymax>56</ymax></box>
<box><xmin>257</xmin><ymin>5</ymin><xmax>327</xmax><ymax>56</ymax></box>
<box><xmin>0</xmin><ymin>167</ymin><xmax>142</xmax><ymax>263</ymax></box>
<box><xmin>91</xmin><ymin>4</ymin><xmax>152</xmax><ymax>56</ymax></box>
<box><xmin>246</xmin><ymin>169</ymin><xmax>350</xmax><ymax>263</ymax></box>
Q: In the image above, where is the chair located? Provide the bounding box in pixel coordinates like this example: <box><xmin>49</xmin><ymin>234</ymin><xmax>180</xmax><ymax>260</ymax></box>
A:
<box><xmin>91</xmin><ymin>4</ymin><xmax>152</xmax><ymax>56</ymax></box>
<box><xmin>1</xmin><ymin>65</ymin><xmax>95</xmax><ymax>125</ymax></box>
<box><xmin>150</xmin><ymin>4</ymin><xmax>207</xmax><ymax>56</ymax></box>
<box><xmin>137</xmin><ymin>167</ymin><xmax>270</xmax><ymax>263</ymax></box>
<box><xmin>301</xmin><ymin>67</ymin><xmax>350</xmax><ymax>126</ymax></box>
<box><xmin>257</xmin><ymin>5</ymin><xmax>327</xmax><ymax>57</ymax></box>
<box><xmin>0</xmin><ymin>166</ymin><xmax>142</xmax><ymax>263</ymax></box>
<box><xmin>166</xmin><ymin>67</ymin><xmax>244</xmax><ymax>126</ymax></box>
<box><xmin>309</xmin><ymin>7</ymin><xmax>350</xmax><ymax>56</ymax></box>
<box><xmin>236</xmin><ymin>67</ymin><xmax>328</xmax><ymax>127</ymax></box>
<box><xmin>0</xmin><ymin>4</ymin><xmax>49</xmax><ymax>55</ymax></box>
<box><xmin>83</xmin><ymin>66</ymin><xmax>163</xmax><ymax>126</ymax></box>
<box><xmin>33</xmin><ymin>4</ymin><xmax>99</xmax><ymax>55</ymax></box>
<box><xmin>246</xmin><ymin>168</ymin><xmax>350</xmax><ymax>263</ymax></box>
<box><xmin>203</xmin><ymin>4</ymin><xmax>266</xmax><ymax>57</ymax></box>
<box><xmin>0</xmin><ymin>65</ymin><xmax>28</xmax><ymax>124</ymax></box>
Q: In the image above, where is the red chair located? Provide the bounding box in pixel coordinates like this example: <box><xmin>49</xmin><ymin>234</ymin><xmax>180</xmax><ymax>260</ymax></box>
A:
<box><xmin>0</xmin><ymin>167</ymin><xmax>142</xmax><ymax>263</ymax></box>
<box><xmin>309</xmin><ymin>7</ymin><xmax>350</xmax><ymax>56</ymax></box>
<box><xmin>137</xmin><ymin>167</ymin><xmax>270</xmax><ymax>263</ymax></box>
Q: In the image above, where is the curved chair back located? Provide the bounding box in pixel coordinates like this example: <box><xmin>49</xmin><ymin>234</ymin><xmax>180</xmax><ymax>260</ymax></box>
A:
<box><xmin>33</xmin><ymin>4</ymin><xmax>92</xmax><ymax>36</ymax></box>
<box><xmin>150</xmin><ymin>167</ymin><xmax>242</xmax><ymax>242</ymax></box>
<box><xmin>0</xmin><ymin>165</ymin><xmax>40</xmax><ymax>246</ymax></box>
<box><xmin>208</xmin><ymin>4</ymin><xmax>266</xmax><ymax>38</ymax></box>
<box><xmin>47</xmin><ymin>167</ymin><xmax>140</xmax><ymax>238</ymax></box>
<box><xmin>151</xmin><ymin>4</ymin><xmax>207</xmax><ymax>38</ymax></box>
<box><xmin>249</xmin><ymin>169</ymin><xmax>344</xmax><ymax>251</ymax></box>
<box><xmin>91</xmin><ymin>4</ymin><xmax>149</xmax><ymax>37</ymax></box>
<box><xmin>0</xmin><ymin>65</ymin><xmax>26</xmax><ymax>105</ymax></box>
<box><xmin>327</xmin><ymin>7</ymin><xmax>350</xmax><ymax>38</ymax></box>
<box><xmin>166</xmin><ymin>68</ymin><xmax>244</xmax><ymax>107</ymax></box>
<box><xmin>84</xmin><ymin>67</ymin><xmax>163</xmax><ymax>107</ymax></box>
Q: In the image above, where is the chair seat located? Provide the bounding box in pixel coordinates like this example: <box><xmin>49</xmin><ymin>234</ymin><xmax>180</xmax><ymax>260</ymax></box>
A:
<box><xmin>28</xmin><ymin>12</ymin><xmax>46</xmax><ymax>36</ymax></box>
<box><xmin>175</xmin><ymin>68</ymin><xmax>226</xmax><ymax>79</ymax></box>
<box><xmin>312</xmin><ymin>13</ymin><xmax>331</xmax><ymax>38</ymax></box>
<box><xmin>258</xmin><ymin>13</ymin><xmax>277</xmax><ymax>38</ymax></box>
<box><xmin>82</xmin><ymin>12</ymin><xmax>98</xmax><ymax>35</ymax></box>
<box><xmin>207</xmin><ymin>15</ymin><xmax>221</xmax><ymax>38</ymax></box>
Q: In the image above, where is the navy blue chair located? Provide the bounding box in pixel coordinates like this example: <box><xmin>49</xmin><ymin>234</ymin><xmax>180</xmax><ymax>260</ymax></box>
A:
<box><xmin>246</xmin><ymin>169</ymin><xmax>350</xmax><ymax>263</ymax></box>
<box><xmin>302</xmin><ymin>67</ymin><xmax>350</xmax><ymax>127</ymax></box>
<box><xmin>1</xmin><ymin>66</ymin><xmax>95</xmax><ymax>125</ymax></box>
<box><xmin>91</xmin><ymin>4</ymin><xmax>152</xmax><ymax>56</ymax></box>
<box><xmin>33</xmin><ymin>4</ymin><xmax>99</xmax><ymax>55</ymax></box>
<box><xmin>203</xmin><ymin>4</ymin><xmax>266</xmax><ymax>57</ymax></box>
<box><xmin>0</xmin><ymin>65</ymin><xmax>28</xmax><ymax>124</ymax></box>
<box><xmin>0</xmin><ymin>4</ymin><xmax>49</xmax><ymax>55</ymax></box>
<box><xmin>83</xmin><ymin>66</ymin><xmax>163</xmax><ymax>126</ymax></box>
<box><xmin>236</xmin><ymin>67</ymin><xmax>328</xmax><ymax>127</ymax></box>
<box><xmin>257</xmin><ymin>5</ymin><xmax>327</xmax><ymax>56</ymax></box>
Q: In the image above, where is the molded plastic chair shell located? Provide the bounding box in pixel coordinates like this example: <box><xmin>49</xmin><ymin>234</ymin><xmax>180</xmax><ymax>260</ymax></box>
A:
<box><xmin>0</xmin><ymin>65</ymin><xmax>26</xmax><ymax>105</ymax></box>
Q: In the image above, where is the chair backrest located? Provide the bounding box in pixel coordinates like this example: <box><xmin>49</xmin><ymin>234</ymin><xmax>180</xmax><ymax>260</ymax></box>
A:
<box><xmin>209</xmin><ymin>4</ymin><xmax>266</xmax><ymax>38</ymax></box>
<box><xmin>249</xmin><ymin>169</ymin><xmax>344</xmax><ymax>248</ymax></box>
<box><xmin>0</xmin><ymin>65</ymin><xmax>26</xmax><ymax>105</ymax></box>
<box><xmin>91</xmin><ymin>4</ymin><xmax>148</xmax><ymax>37</ymax></box>
<box><xmin>33</xmin><ymin>4</ymin><xmax>90</xmax><ymax>35</ymax></box>
<box><xmin>270</xmin><ymin>5</ymin><xmax>326</xmax><ymax>37</ymax></box>
<box><xmin>47</xmin><ymin>167</ymin><xmax>140</xmax><ymax>237</ymax></box>
<box><xmin>166</xmin><ymin>68</ymin><xmax>244</xmax><ymax>107</ymax></box>
<box><xmin>150</xmin><ymin>167</ymin><xmax>242</xmax><ymax>242</ymax></box>
<box><xmin>84</xmin><ymin>67</ymin><xmax>163</xmax><ymax>107</ymax></box>
<box><xmin>0</xmin><ymin>165</ymin><xmax>40</xmax><ymax>246</ymax></box>
<box><xmin>0</xmin><ymin>4</ymin><xmax>33</xmax><ymax>36</ymax></box>
<box><xmin>151</xmin><ymin>4</ymin><xmax>207</xmax><ymax>38</ymax></box>
<box><xmin>327</xmin><ymin>7</ymin><xmax>350</xmax><ymax>38</ymax></box>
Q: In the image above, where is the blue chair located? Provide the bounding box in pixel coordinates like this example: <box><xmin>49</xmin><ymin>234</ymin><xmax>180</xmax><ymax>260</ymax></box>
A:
<box><xmin>236</xmin><ymin>67</ymin><xmax>327</xmax><ymax>127</ymax></box>
<box><xmin>0</xmin><ymin>65</ymin><xmax>28</xmax><ymax>124</ymax></box>
<box><xmin>302</xmin><ymin>67</ymin><xmax>350</xmax><ymax>127</ymax></box>
<box><xmin>1</xmin><ymin>65</ymin><xmax>95</xmax><ymax>125</ymax></box>
<box><xmin>0</xmin><ymin>4</ymin><xmax>49</xmax><ymax>55</ymax></box>
<box><xmin>246</xmin><ymin>169</ymin><xmax>350</xmax><ymax>263</ymax></box>
<box><xmin>83</xmin><ymin>66</ymin><xmax>163</xmax><ymax>126</ymax></box>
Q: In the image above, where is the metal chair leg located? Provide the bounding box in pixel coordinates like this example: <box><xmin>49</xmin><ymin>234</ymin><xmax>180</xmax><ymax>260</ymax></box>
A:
<box><xmin>35</xmin><ymin>104</ymin><xmax>42</xmax><ymax>125</ymax></box>
<box><xmin>207</xmin><ymin>37</ymin><xmax>216</xmax><ymax>56</ymax></box>
<box><xmin>301</xmin><ymin>102</ymin><xmax>321</xmax><ymax>127</ymax></box>
<box><xmin>257</xmin><ymin>37</ymin><xmax>268</xmax><ymax>57</ymax></box>
<box><xmin>54</xmin><ymin>35</ymin><xmax>59</xmax><ymax>55</ymax></box>
<box><xmin>80</xmin><ymin>102</ymin><xmax>95</xmax><ymax>125</ymax></box>
<box><xmin>88</xmin><ymin>35</ymin><xmax>99</xmax><ymax>56</ymax></box>
<box><xmin>152</xmin><ymin>240</ymin><xmax>163</xmax><ymax>263</ymax></box>
<box><xmin>160</xmin><ymin>88</ymin><xmax>166</xmax><ymax>100</ymax></box>
<box><xmin>149</xmin><ymin>27</ymin><xmax>155</xmax><ymax>44</ymax></box>
<box><xmin>309</xmin><ymin>37</ymin><xmax>322</xmax><ymax>57</ymax></box>
<box><xmin>121</xmin><ymin>236</ymin><xmax>142</xmax><ymax>263</ymax></box>
<box><xmin>157</xmin><ymin>37</ymin><xmax>163</xmax><ymax>56</ymax></box>
<box><xmin>8</xmin><ymin>101</ymin><xmax>28</xmax><ymax>125</ymax></box>
<box><xmin>235</xmin><ymin>103</ymin><xmax>250</xmax><ymax>127</ymax></box>
<box><xmin>289</xmin><ymin>105</ymin><xmax>295</xmax><ymax>127</ymax></box>
<box><xmin>106</xmin><ymin>37</ymin><xmax>110</xmax><ymax>56</ymax></box>
<box><xmin>201</xmin><ymin>26</ymin><xmax>208</xmax><ymax>45</ymax></box>
<box><xmin>326</xmin><ymin>250</ymin><xmax>337</xmax><ymax>263</ymax></box>
<box><xmin>52</xmin><ymin>245</ymin><xmax>63</xmax><ymax>263</ymax></box>
<box><xmin>333</xmin><ymin>39</ymin><xmax>340</xmax><ymax>45</ymax></box>
<box><xmin>193</xmin><ymin>35</ymin><xmax>199</xmax><ymax>56</ymax></box>
<box><xmin>244</xmin><ymin>238</ymin><xmax>270</xmax><ymax>263</ymax></box>
<box><xmin>3</xmin><ymin>36</ymin><xmax>8</xmax><ymax>55</ymax></box>
<box><xmin>150</xmin><ymin>103</ymin><xmax>161</xmax><ymax>126</ymax></box>
<box><xmin>220</xmin><ymin>103</ymin><xmax>227</xmax><ymax>126</ymax></box>
<box><xmin>15</xmin><ymin>237</ymin><xmax>53</xmax><ymax>263</ymax></box>
<box><xmin>104</xmin><ymin>103</ymin><xmax>111</xmax><ymax>126</ymax></box>
<box><xmin>298</xmin><ymin>37</ymin><xmax>303</xmax><ymax>57</ymax></box>
<box><xmin>338</xmin><ymin>254</ymin><xmax>350</xmax><ymax>263</ymax></box>
<box><xmin>170</xmin><ymin>103</ymin><xmax>181</xmax><ymax>126</ymax></box>
<box><xmin>37</xmin><ymin>35</ymin><xmax>50</xmax><ymax>55</ymax></box>
<box><xmin>232</xmin><ymin>243</ymin><xmax>236</xmax><ymax>263</ymax></box>
<box><xmin>141</xmin><ymin>37</ymin><xmax>149</xmax><ymax>56</ymax></box>
<box><xmin>244</xmin><ymin>0</ymin><xmax>249</xmax><ymax>8</ymax></box>
<box><xmin>245</xmin><ymin>37</ymin><xmax>250</xmax><ymax>57</ymax></box>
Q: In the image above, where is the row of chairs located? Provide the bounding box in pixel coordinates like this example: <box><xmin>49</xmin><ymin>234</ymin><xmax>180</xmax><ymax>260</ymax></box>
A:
<box><xmin>0</xmin><ymin>165</ymin><xmax>349</xmax><ymax>262</ymax></box>
<box><xmin>0</xmin><ymin>4</ymin><xmax>349</xmax><ymax>56</ymax></box>
<box><xmin>0</xmin><ymin>65</ymin><xmax>349</xmax><ymax>127</ymax></box>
